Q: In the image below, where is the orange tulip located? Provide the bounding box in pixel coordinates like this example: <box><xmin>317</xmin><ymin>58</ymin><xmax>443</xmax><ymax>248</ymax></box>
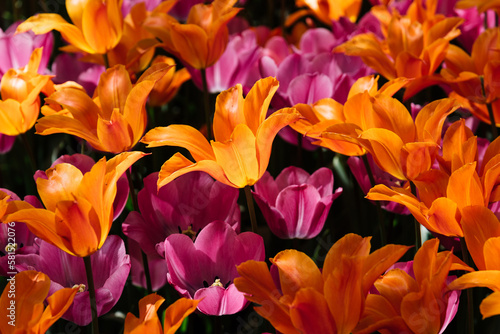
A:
<box><xmin>441</xmin><ymin>28</ymin><xmax>500</xmax><ymax>126</ymax></box>
<box><xmin>17</xmin><ymin>0</ymin><xmax>123</xmax><ymax>55</ymax></box>
<box><xmin>0</xmin><ymin>270</ymin><xmax>77</xmax><ymax>334</ymax></box>
<box><xmin>292</xmin><ymin>0</ymin><xmax>362</xmax><ymax>24</ymax></box>
<box><xmin>447</xmin><ymin>205</ymin><xmax>500</xmax><ymax>319</ymax></box>
<box><xmin>355</xmin><ymin>238</ymin><xmax>472</xmax><ymax>334</ymax></box>
<box><xmin>3</xmin><ymin>151</ymin><xmax>145</xmax><ymax>257</ymax></box>
<box><xmin>147</xmin><ymin>56</ymin><xmax>191</xmax><ymax>107</ymax></box>
<box><xmin>353</xmin><ymin>99</ymin><xmax>460</xmax><ymax>180</ymax></box>
<box><xmin>234</xmin><ymin>233</ymin><xmax>410</xmax><ymax>334</ymax></box>
<box><xmin>335</xmin><ymin>0</ymin><xmax>463</xmax><ymax>99</ymax></box>
<box><xmin>290</xmin><ymin>75</ymin><xmax>408</xmax><ymax>156</ymax></box>
<box><xmin>456</xmin><ymin>0</ymin><xmax>500</xmax><ymax>15</ymax></box>
<box><xmin>0</xmin><ymin>48</ymin><xmax>52</xmax><ymax>136</ymax></box>
<box><xmin>141</xmin><ymin>77</ymin><xmax>301</xmax><ymax>189</ymax></box>
<box><xmin>36</xmin><ymin>64</ymin><xmax>169</xmax><ymax>153</ymax></box>
<box><xmin>144</xmin><ymin>0</ymin><xmax>241</xmax><ymax>69</ymax></box>
<box><xmin>124</xmin><ymin>294</ymin><xmax>199</xmax><ymax>334</ymax></box>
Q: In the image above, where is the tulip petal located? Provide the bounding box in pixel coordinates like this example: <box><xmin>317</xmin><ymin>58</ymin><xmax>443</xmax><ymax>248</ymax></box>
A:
<box><xmin>194</xmin><ymin>285</ymin><xmax>248</xmax><ymax>315</ymax></box>
<box><xmin>97</xmin><ymin>65</ymin><xmax>133</xmax><ymax>119</ymax></box>
<box><xmin>290</xmin><ymin>288</ymin><xmax>336</xmax><ymax>334</ymax></box>
<box><xmin>36</xmin><ymin>163</ymin><xmax>83</xmax><ymax>212</ymax></box>
<box><xmin>212</xmin><ymin>124</ymin><xmax>259</xmax><ymax>187</ymax></box>
<box><xmin>480</xmin><ymin>291</ymin><xmax>500</xmax><ymax>319</ymax></box>
<box><xmin>142</xmin><ymin>125</ymin><xmax>215</xmax><ymax>161</ymax></box>
<box><xmin>213</xmin><ymin>83</ymin><xmax>245</xmax><ymax>142</ymax></box>
<box><xmin>157</xmin><ymin>152</ymin><xmax>233</xmax><ymax>188</ymax></box>
<box><xmin>234</xmin><ymin>260</ymin><xmax>298</xmax><ymax>334</ymax></box>
<box><xmin>170</xmin><ymin>23</ymin><xmax>208</xmax><ymax>69</ymax></box>
<box><xmin>124</xmin><ymin>293</ymin><xmax>164</xmax><ymax>334</ymax></box>
<box><xmin>255</xmin><ymin>108</ymin><xmax>301</xmax><ymax>177</ymax></box>
<box><xmin>244</xmin><ymin>77</ymin><xmax>279</xmax><ymax>134</ymax></box>
<box><xmin>164</xmin><ymin>298</ymin><xmax>199</xmax><ymax>334</ymax></box>
<box><xmin>272</xmin><ymin>249</ymin><xmax>323</xmax><ymax>299</ymax></box>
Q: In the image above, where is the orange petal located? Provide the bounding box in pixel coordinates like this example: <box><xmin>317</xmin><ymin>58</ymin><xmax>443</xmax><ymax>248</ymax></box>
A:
<box><xmin>164</xmin><ymin>298</ymin><xmax>199</xmax><ymax>334</ymax></box>
<box><xmin>82</xmin><ymin>0</ymin><xmax>122</xmax><ymax>53</ymax></box>
<box><xmin>234</xmin><ymin>260</ymin><xmax>298</xmax><ymax>334</ymax></box>
<box><xmin>158</xmin><ymin>152</ymin><xmax>233</xmax><ymax>189</ymax></box>
<box><xmin>401</xmin><ymin>142</ymin><xmax>438</xmax><ymax>180</ymax></box>
<box><xmin>142</xmin><ymin>125</ymin><xmax>215</xmax><ymax>161</ymax></box>
<box><xmin>323</xmin><ymin>233</ymin><xmax>371</xmax><ymax>280</ymax></box>
<box><xmin>271</xmin><ymin>250</ymin><xmax>323</xmax><ymax>299</ymax></box>
<box><xmin>374</xmin><ymin>269</ymin><xmax>419</xmax><ymax>312</ymax></box>
<box><xmin>290</xmin><ymin>288</ymin><xmax>336</xmax><ymax>334</ymax></box>
<box><xmin>358</xmin><ymin>128</ymin><xmax>406</xmax><ymax>180</ymax></box>
<box><xmin>124</xmin><ymin>293</ymin><xmax>164</xmax><ymax>334</ymax></box>
<box><xmin>484</xmin><ymin>237</ymin><xmax>500</xmax><ymax>271</ymax></box>
<box><xmin>461</xmin><ymin>205</ymin><xmax>500</xmax><ymax>270</ymax></box>
<box><xmin>355</xmin><ymin>294</ymin><xmax>410</xmax><ymax>334</ymax></box>
<box><xmin>427</xmin><ymin>197</ymin><xmax>463</xmax><ymax>237</ymax></box>
<box><xmin>243</xmin><ymin>77</ymin><xmax>279</xmax><ymax>134</ymax></box>
<box><xmin>17</xmin><ymin>14</ymin><xmax>94</xmax><ymax>54</ymax></box>
<box><xmin>38</xmin><ymin>286</ymin><xmax>78</xmax><ymax>332</ymax></box>
<box><xmin>448</xmin><ymin>270</ymin><xmax>500</xmax><ymax>292</ymax></box>
<box><xmin>362</xmin><ymin>244</ymin><xmax>411</xmax><ymax>295</ymax></box>
<box><xmin>415</xmin><ymin>98</ymin><xmax>460</xmax><ymax>143</ymax></box>
<box><xmin>170</xmin><ymin>23</ymin><xmax>208</xmax><ymax>69</ymax></box>
<box><xmin>212</xmin><ymin>124</ymin><xmax>259</xmax><ymax>187</ymax></box>
<box><xmin>480</xmin><ymin>291</ymin><xmax>500</xmax><ymax>319</ymax></box>
<box><xmin>400</xmin><ymin>281</ymin><xmax>442</xmax><ymax>334</ymax></box>
<box><xmin>97</xmin><ymin>108</ymin><xmax>133</xmax><ymax>153</ymax></box>
<box><xmin>213</xmin><ymin>84</ymin><xmax>245</xmax><ymax>142</ymax></box>
<box><xmin>36</xmin><ymin>163</ymin><xmax>83</xmax><ymax>212</ymax></box>
<box><xmin>0</xmin><ymin>100</ymin><xmax>30</xmax><ymax>135</ymax></box>
<box><xmin>446</xmin><ymin>162</ymin><xmax>484</xmax><ymax>209</ymax></box>
<box><xmin>97</xmin><ymin>65</ymin><xmax>133</xmax><ymax>119</ymax></box>
<box><xmin>255</xmin><ymin>108</ymin><xmax>301</xmax><ymax>177</ymax></box>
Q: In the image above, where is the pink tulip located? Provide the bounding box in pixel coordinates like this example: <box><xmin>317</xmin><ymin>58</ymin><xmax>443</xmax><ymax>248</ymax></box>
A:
<box><xmin>122</xmin><ymin>171</ymin><xmax>240</xmax><ymax>258</ymax></box>
<box><xmin>0</xmin><ymin>21</ymin><xmax>53</xmax><ymax>79</ymax></box>
<box><xmin>51</xmin><ymin>53</ymin><xmax>105</xmax><ymax>95</ymax></box>
<box><xmin>163</xmin><ymin>221</ymin><xmax>264</xmax><ymax>315</ymax></box>
<box><xmin>252</xmin><ymin>166</ymin><xmax>342</xmax><ymax>239</ymax></box>
<box><xmin>0</xmin><ymin>189</ymin><xmax>42</xmax><ymax>276</ymax></box>
<box><xmin>0</xmin><ymin>134</ymin><xmax>15</xmax><ymax>154</ymax></box>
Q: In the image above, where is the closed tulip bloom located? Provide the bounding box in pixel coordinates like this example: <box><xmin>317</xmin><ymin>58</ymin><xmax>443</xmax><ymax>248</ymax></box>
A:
<box><xmin>17</xmin><ymin>0</ymin><xmax>123</xmax><ymax>55</ymax></box>
<box><xmin>142</xmin><ymin>77</ymin><xmax>301</xmax><ymax>189</ymax></box>
<box><xmin>0</xmin><ymin>48</ymin><xmax>52</xmax><ymax>136</ymax></box>
<box><xmin>163</xmin><ymin>221</ymin><xmax>265</xmax><ymax>315</ymax></box>
<box><xmin>252</xmin><ymin>166</ymin><xmax>342</xmax><ymax>239</ymax></box>
<box><xmin>36</xmin><ymin>64</ymin><xmax>169</xmax><ymax>153</ymax></box>
<box><xmin>0</xmin><ymin>270</ymin><xmax>77</xmax><ymax>334</ymax></box>
<box><xmin>144</xmin><ymin>0</ymin><xmax>241</xmax><ymax>69</ymax></box>
<box><xmin>4</xmin><ymin>151</ymin><xmax>145</xmax><ymax>257</ymax></box>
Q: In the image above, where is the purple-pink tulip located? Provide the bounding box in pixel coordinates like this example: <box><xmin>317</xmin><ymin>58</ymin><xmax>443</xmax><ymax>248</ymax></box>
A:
<box><xmin>0</xmin><ymin>21</ymin><xmax>53</xmax><ymax>80</ymax></box>
<box><xmin>51</xmin><ymin>53</ymin><xmax>105</xmax><ymax>96</ymax></box>
<box><xmin>163</xmin><ymin>221</ymin><xmax>264</xmax><ymax>315</ymax></box>
<box><xmin>0</xmin><ymin>189</ymin><xmax>41</xmax><ymax>276</ymax></box>
<box><xmin>123</xmin><ymin>171</ymin><xmax>240</xmax><ymax>258</ymax></box>
<box><xmin>252</xmin><ymin>166</ymin><xmax>342</xmax><ymax>239</ymax></box>
<box><xmin>15</xmin><ymin>235</ymin><xmax>130</xmax><ymax>326</ymax></box>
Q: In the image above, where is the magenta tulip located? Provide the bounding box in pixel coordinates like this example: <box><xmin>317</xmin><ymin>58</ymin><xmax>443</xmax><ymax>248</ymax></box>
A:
<box><xmin>122</xmin><ymin>171</ymin><xmax>240</xmax><ymax>258</ymax></box>
<box><xmin>163</xmin><ymin>221</ymin><xmax>264</xmax><ymax>315</ymax></box>
<box><xmin>252</xmin><ymin>166</ymin><xmax>342</xmax><ymax>239</ymax></box>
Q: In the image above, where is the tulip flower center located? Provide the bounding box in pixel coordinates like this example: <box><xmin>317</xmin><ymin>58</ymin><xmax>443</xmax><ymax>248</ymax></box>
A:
<box><xmin>181</xmin><ymin>225</ymin><xmax>197</xmax><ymax>240</ymax></box>
<box><xmin>72</xmin><ymin>284</ymin><xmax>86</xmax><ymax>293</ymax></box>
<box><xmin>5</xmin><ymin>243</ymin><xmax>17</xmax><ymax>252</ymax></box>
<box><xmin>211</xmin><ymin>278</ymin><xmax>224</xmax><ymax>288</ymax></box>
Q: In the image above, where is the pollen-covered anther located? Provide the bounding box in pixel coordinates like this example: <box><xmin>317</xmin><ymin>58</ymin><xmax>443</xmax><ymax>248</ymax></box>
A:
<box><xmin>211</xmin><ymin>278</ymin><xmax>224</xmax><ymax>288</ymax></box>
<box><xmin>72</xmin><ymin>283</ymin><xmax>86</xmax><ymax>293</ymax></box>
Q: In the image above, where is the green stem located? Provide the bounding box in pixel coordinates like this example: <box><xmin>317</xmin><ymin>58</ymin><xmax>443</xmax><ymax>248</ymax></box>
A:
<box><xmin>102</xmin><ymin>53</ymin><xmax>110</xmax><ymax>69</ymax></box>
<box><xmin>460</xmin><ymin>238</ymin><xmax>475</xmax><ymax>334</ymax></box>
<box><xmin>126</xmin><ymin>169</ymin><xmax>153</xmax><ymax>294</ymax></box>
<box><xmin>410</xmin><ymin>181</ymin><xmax>421</xmax><ymax>251</ymax></box>
<box><xmin>244</xmin><ymin>185</ymin><xmax>258</xmax><ymax>233</ymax></box>
<box><xmin>84</xmin><ymin>256</ymin><xmax>100</xmax><ymax>334</ymax></box>
<box><xmin>200</xmin><ymin>68</ymin><xmax>213</xmax><ymax>141</ymax></box>
<box><xmin>20</xmin><ymin>133</ymin><xmax>36</xmax><ymax>174</ymax></box>
<box><xmin>361</xmin><ymin>155</ymin><xmax>387</xmax><ymax>245</ymax></box>
<box><xmin>487</xmin><ymin>102</ymin><xmax>498</xmax><ymax>139</ymax></box>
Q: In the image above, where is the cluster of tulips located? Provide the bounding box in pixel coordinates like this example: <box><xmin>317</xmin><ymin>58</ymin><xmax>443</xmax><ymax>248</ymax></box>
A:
<box><xmin>0</xmin><ymin>0</ymin><xmax>500</xmax><ymax>332</ymax></box>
